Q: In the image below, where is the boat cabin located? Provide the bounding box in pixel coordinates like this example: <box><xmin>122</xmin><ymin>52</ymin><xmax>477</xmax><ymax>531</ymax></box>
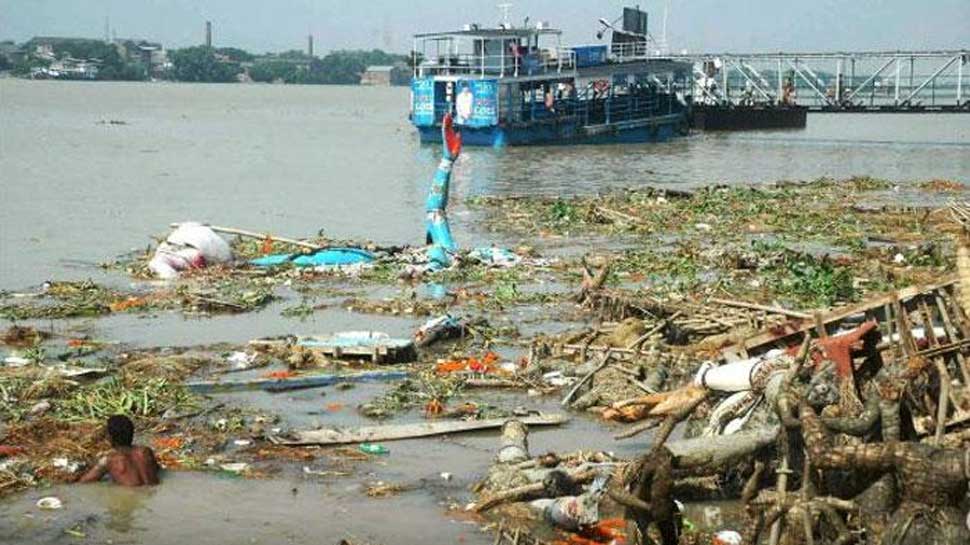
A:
<box><xmin>410</xmin><ymin>9</ymin><xmax>693</xmax><ymax>145</ymax></box>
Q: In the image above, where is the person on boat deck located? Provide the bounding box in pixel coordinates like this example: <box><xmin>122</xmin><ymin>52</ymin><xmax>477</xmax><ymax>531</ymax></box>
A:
<box><xmin>455</xmin><ymin>84</ymin><xmax>474</xmax><ymax>124</ymax></box>
<box><xmin>78</xmin><ymin>415</ymin><xmax>161</xmax><ymax>486</ymax></box>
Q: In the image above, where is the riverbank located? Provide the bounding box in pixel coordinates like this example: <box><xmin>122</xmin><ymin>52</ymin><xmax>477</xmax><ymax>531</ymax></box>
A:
<box><xmin>2</xmin><ymin>174</ymin><xmax>969</xmax><ymax>544</ymax></box>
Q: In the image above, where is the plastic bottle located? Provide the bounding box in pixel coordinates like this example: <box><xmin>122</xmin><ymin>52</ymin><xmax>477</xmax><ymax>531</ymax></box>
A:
<box><xmin>359</xmin><ymin>443</ymin><xmax>390</xmax><ymax>455</ymax></box>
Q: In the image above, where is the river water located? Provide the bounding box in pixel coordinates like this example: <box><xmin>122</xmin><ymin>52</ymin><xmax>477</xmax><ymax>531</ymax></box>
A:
<box><xmin>0</xmin><ymin>80</ymin><xmax>968</xmax><ymax>544</ymax></box>
<box><xmin>2</xmin><ymin>79</ymin><xmax>969</xmax><ymax>292</ymax></box>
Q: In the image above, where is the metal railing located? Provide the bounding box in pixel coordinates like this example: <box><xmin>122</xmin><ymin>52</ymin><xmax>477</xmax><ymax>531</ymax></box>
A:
<box><xmin>677</xmin><ymin>49</ymin><xmax>969</xmax><ymax>110</ymax></box>
<box><xmin>609</xmin><ymin>41</ymin><xmax>665</xmax><ymax>63</ymax></box>
<box><xmin>416</xmin><ymin>49</ymin><xmax>576</xmax><ymax>78</ymax></box>
<box><xmin>509</xmin><ymin>92</ymin><xmax>678</xmax><ymax>126</ymax></box>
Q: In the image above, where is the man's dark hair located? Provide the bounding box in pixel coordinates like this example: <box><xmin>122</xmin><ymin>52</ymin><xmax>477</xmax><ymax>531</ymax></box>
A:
<box><xmin>106</xmin><ymin>415</ymin><xmax>134</xmax><ymax>447</ymax></box>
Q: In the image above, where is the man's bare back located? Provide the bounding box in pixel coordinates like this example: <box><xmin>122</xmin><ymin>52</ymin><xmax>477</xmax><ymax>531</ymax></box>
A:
<box><xmin>78</xmin><ymin>415</ymin><xmax>160</xmax><ymax>486</ymax></box>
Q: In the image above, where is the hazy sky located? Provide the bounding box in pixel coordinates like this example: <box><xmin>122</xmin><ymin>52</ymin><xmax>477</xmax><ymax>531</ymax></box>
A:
<box><xmin>1</xmin><ymin>0</ymin><xmax>967</xmax><ymax>54</ymax></box>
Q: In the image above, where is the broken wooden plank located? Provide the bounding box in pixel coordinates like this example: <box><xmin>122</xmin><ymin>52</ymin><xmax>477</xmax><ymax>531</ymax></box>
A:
<box><xmin>185</xmin><ymin>369</ymin><xmax>409</xmax><ymax>394</ymax></box>
<box><xmin>250</xmin><ymin>331</ymin><xmax>416</xmax><ymax>364</ymax></box>
<box><xmin>728</xmin><ymin>276</ymin><xmax>958</xmax><ymax>354</ymax></box>
<box><xmin>271</xmin><ymin>414</ymin><xmax>569</xmax><ymax>446</ymax></box>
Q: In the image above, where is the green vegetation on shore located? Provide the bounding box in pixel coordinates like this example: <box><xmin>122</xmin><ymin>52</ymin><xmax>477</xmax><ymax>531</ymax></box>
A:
<box><xmin>1</xmin><ymin>36</ymin><xmax>407</xmax><ymax>84</ymax></box>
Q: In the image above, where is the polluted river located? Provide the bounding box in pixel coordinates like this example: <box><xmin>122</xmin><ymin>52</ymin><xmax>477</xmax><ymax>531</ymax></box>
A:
<box><xmin>2</xmin><ymin>80</ymin><xmax>970</xmax><ymax>545</ymax></box>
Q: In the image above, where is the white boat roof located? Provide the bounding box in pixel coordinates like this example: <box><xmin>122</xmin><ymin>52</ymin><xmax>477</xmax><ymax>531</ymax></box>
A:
<box><xmin>414</xmin><ymin>27</ymin><xmax>562</xmax><ymax>40</ymax></box>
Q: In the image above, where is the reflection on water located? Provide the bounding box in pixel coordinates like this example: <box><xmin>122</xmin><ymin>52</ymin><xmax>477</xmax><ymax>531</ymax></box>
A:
<box><xmin>101</xmin><ymin>484</ymin><xmax>152</xmax><ymax>534</ymax></box>
<box><xmin>454</xmin><ymin>114</ymin><xmax>970</xmax><ymax>196</ymax></box>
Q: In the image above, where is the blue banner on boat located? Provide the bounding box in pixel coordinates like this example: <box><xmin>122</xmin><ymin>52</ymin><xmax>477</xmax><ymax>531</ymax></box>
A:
<box><xmin>455</xmin><ymin>79</ymin><xmax>498</xmax><ymax>128</ymax></box>
<box><xmin>250</xmin><ymin>247</ymin><xmax>375</xmax><ymax>268</ymax></box>
<box><xmin>411</xmin><ymin>77</ymin><xmax>436</xmax><ymax>126</ymax></box>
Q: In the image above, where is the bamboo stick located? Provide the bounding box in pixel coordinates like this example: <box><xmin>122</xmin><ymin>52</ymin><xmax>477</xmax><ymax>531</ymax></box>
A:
<box><xmin>170</xmin><ymin>222</ymin><xmax>322</xmax><ymax>250</ymax></box>
<box><xmin>934</xmin><ymin>360</ymin><xmax>951</xmax><ymax>444</ymax></box>
<box><xmin>626</xmin><ymin>311</ymin><xmax>683</xmax><ymax>350</ymax></box>
<box><xmin>561</xmin><ymin>350</ymin><xmax>613</xmax><ymax>406</ymax></box>
<box><xmin>709</xmin><ymin>298</ymin><xmax>812</xmax><ymax>320</ymax></box>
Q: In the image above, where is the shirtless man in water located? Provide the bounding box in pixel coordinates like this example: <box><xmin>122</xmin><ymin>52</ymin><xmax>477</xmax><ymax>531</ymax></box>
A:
<box><xmin>78</xmin><ymin>415</ymin><xmax>160</xmax><ymax>486</ymax></box>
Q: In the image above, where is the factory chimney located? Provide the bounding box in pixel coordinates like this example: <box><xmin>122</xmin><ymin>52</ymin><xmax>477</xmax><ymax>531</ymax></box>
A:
<box><xmin>205</xmin><ymin>21</ymin><xmax>212</xmax><ymax>48</ymax></box>
<box><xmin>308</xmin><ymin>34</ymin><xmax>314</xmax><ymax>58</ymax></box>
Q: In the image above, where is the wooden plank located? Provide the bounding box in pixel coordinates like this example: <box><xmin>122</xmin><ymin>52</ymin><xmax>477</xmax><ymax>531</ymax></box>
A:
<box><xmin>271</xmin><ymin>414</ymin><xmax>569</xmax><ymax>446</ymax></box>
<box><xmin>249</xmin><ymin>336</ymin><xmax>414</xmax><ymax>364</ymax></box>
<box><xmin>186</xmin><ymin>369</ymin><xmax>409</xmax><ymax>394</ymax></box>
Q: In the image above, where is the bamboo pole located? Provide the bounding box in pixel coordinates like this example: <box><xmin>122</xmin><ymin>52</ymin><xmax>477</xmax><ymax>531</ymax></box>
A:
<box><xmin>934</xmin><ymin>359</ymin><xmax>951</xmax><ymax>444</ymax></box>
<box><xmin>169</xmin><ymin>222</ymin><xmax>322</xmax><ymax>250</ymax></box>
<box><xmin>709</xmin><ymin>297</ymin><xmax>812</xmax><ymax>320</ymax></box>
<box><xmin>561</xmin><ymin>350</ymin><xmax>613</xmax><ymax>406</ymax></box>
<box><xmin>626</xmin><ymin>311</ymin><xmax>684</xmax><ymax>351</ymax></box>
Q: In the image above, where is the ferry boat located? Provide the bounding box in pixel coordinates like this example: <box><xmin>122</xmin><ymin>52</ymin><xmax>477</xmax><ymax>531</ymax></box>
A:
<box><xmin>409</xmin><ymin>7</ymin><xmax>693</xmax><ymax>146</ymax></box>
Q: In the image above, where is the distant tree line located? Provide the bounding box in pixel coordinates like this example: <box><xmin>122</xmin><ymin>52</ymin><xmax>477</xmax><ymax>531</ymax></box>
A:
<box><xmin>170</xmin><ymin>46</ymin><xmax>406</xmax><ymax>84</ymax></box>
<box><xmin>168</xmin><ymin>46</ymin><xmax>242</xmax><ymax>83</ymax></box>
<box><xmin>1</xmin><ymin>39</ymin><xmax>407</xmax><ymax>85</ymax></box>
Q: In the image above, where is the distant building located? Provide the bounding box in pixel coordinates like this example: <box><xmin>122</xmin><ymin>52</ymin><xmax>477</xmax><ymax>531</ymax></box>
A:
<box><xmin>21</xmin><ymin>36</ymin><xmax>167</xmax><ymax>79</ymax></box>
<box><xmin>38</xmin><ymin>57</ymin><xmax>100</xmax><ymax>79</ymax></box>
<box><xmin>360</xmin><ymin>63</ymin><xmax>409</xmax><ymax>86</ymax></box>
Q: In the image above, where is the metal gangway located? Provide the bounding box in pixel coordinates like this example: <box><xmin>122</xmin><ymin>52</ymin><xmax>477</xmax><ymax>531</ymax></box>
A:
<box><xmin>668</xmin><ymin>49</ymin><xmax>969</xmax><ymax>112</ymax></box>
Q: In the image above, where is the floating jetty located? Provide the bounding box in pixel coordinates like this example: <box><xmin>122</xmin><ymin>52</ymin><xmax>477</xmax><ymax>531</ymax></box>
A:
<box><xmin>691</xmin><ymin>104</ymin><xmax>808</xmax><ymax>131</ymax></box>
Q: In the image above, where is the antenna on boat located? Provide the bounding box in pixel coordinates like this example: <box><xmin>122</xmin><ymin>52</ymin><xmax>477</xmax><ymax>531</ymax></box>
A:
<box><xmin>659</xmin><ymin>0</ymin><xmax>671</xmax><ymax>55</ymax></box>
<box><xmin>498</xmin><ymin>3</ymin><xmax>512</xmax><ymax>27</ymax></box>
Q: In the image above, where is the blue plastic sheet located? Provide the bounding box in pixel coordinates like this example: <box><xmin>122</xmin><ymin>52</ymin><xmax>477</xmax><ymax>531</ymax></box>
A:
<box><xmin>250</xmin><ymin>247</ymin><xmax>375</xmax><ymax>268</ymax></box>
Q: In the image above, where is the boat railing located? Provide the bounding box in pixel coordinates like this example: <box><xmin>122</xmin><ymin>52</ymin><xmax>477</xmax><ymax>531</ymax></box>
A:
<box><xmin>511</xmin><ymin>92</ymin><xmax>670</xmax><ymax>126</ymax></box>
<box><xmin>610</xmin><ymin>41</ymin><xmax>664</xmax><ymax>62</ymax></box>
<box><xmin>416</xmin><ymin>48</ymin><xmax>576</xmax><ymax>78</ymax></box>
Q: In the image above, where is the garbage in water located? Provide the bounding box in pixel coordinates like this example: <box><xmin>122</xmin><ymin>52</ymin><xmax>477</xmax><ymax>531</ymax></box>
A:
<box><xmin>149</xmin><ymin>222</ymin><xmax>233</xmax><ymax>279</ymax></box>
<box><xmin>358</xmin><ymin>443</ymin><xmax>390</xmax><ymax>455</ymax></box>
<box><xmin>413</xmin><ymin>314</ymin><xmax>467</xmax><ymax>348</ymax></box>
<box><xmin>250</xmin><ymin>247</ymin><xmax>375</xmax><ymax>268</ymax></box>
<box><xmin>36</xmin><ymin>496</ymin><xmax>63</xmax><ymax>510</ymax></box>
<box><xmin>712</xmin><ymin>530</ymin><xmax>743</xmax><ymax>545</ymax></box>
<box><xmin>226</xmin><ymin>351</ymin><xmax>256</xmax><ymax>370</ymax></box>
